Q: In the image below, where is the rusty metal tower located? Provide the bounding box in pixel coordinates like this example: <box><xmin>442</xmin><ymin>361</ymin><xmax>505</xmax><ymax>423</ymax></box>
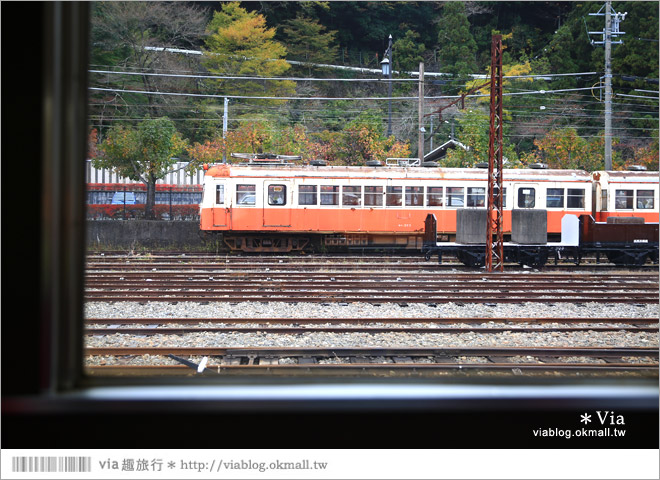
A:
<box><xmin>486</xmin><ymin>35</ymin><xmax>504</xmax><ymax>272</ymax></box>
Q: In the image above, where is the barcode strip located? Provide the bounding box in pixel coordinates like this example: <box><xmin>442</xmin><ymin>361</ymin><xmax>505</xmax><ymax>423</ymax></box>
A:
<box><xmin>12</xmin><ymin>456</ymin><xmax>91</xmax><ymax>473</ymax></box>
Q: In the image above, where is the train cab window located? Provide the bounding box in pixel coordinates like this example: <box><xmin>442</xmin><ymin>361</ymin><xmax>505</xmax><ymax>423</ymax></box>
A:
<box><xmin>386</xmin><ymin>186</ymin><xmax>403</xmax><ymax>206</ymax></box>
<box><xmin>427</xmin><ymin>186</ymin><xmax>443</xmax><ymax>207</ymax></box>
<box><xmin>267</xmin><ymin>185</ymin><xmax>287</xmax><ymax>206</ymax></box>
<box><xmin>364</xmin><ymin>186</ymin><xmax>383</xmax><ymax>206</ymax></box>
<box><xmin>237</xmin><ymin>184</ymin><xmax>256</xmax><ymax>205</ymax></box>
<box><xmin>546</xmin><ymin>188</ymin><xmax>564</xmax><ymax>208</ymax></box>
<box><xmin>215</xmin><ymin>184</ymin><xmax>224</xmax><ymax>205</ymax></box>
<box><xmin>299</xmin><ymin>185</ymin><xmax>317</xmax><ymax>205</ymax></box>
<box><xmin>342</xmin><ymin>186</ymin><xmax>362</xmax><ymax>206</ymax></box>
<box><xmin>567</xmin><ymin>189</ymin><xmax>585</xmax><ymax>209</ymax></box>
<box><xmin>447</xmin><ymin>187</ymin><xmax>464</xmax><ymax>207</ymax></box>
<box><xmin>466</xmin><ymin>187</ymin><xmax>486</xmax><ymax>207</ymax></box>
<box><xmin>517</xmin><ymin>188</ymin><xmax>535</xmax><ymax>208</ymax></box>
<box><xmin>405</xmin><ymin>186</ymin><xmax>424</xmax><ymax>206</ymax></box>
<box><xmin>636</xmin><ymin>190</ymin><xmax>655</xmax><ymax>210</ymax></box>
<box><xmin>320</xmin><ymin>185</ymin><xmax>339</xmax><ymax>205</ymax></box>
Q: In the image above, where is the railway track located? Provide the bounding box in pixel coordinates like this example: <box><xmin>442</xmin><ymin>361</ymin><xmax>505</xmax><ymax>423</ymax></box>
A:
<box><xmin>85</xmin><ymin>255</ymin><xmax>658</xmax><ymax>304</ymax></box>
<box><xmin>85</xmin><ymin>317</ymin><xmax>657</xmax><ymax>335</ymax></box>
<box><xmin>84</xmin><ymin>253</ymin><xmax>658</xmax><ymax>377</ymax></box>
<box><xmin>84</xmin><ymin>346</ymin><xmax>659</xmax><ymax>376</ymax></box>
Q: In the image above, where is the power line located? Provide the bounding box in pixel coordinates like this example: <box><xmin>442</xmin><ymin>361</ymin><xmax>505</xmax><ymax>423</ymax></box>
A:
<box><xmin>89</xmin><ymin>85</ymin><xmax>606</xmax><ymax>101</ymax></box>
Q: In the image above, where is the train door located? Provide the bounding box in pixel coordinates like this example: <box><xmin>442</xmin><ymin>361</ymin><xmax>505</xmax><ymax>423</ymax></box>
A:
<box><xmin>513</xmin><ymin>184</ymin><xmax>540</xmax><ymax>209</ymax></box>
<box><xmin>212</xmin><ymin>181</ymin><xmax>229</xmax><ymax>227</ymax></box>
<box><xmin>263</xmin><ymin>181</ymin><xmax>292</xmax><ymax>227</ymax></box>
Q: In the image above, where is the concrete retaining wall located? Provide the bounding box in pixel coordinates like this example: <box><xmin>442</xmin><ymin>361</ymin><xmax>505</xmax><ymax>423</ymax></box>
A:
<box><xmin>87</xmin><ymin>220</ymin><xmax>208</xmax><ymax>249</ymax></box>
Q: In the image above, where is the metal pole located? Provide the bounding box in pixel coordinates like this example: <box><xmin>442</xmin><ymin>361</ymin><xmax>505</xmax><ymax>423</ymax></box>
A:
<box><xmin>418</xmin><ymin>62</ymin><xmax>424</xmax><ymax>163</ymax></box>
<box><xmin>486</xmin><ymin>34</ymin><xmax>504</xmax><ymax>273</ymax></box>
<box><xmin>387</xmin><ymin>35</ymin><xmax>393</xmax><ymax>137</ymax></box>
<box><xmin>604</xmin><ymin>0</ymin><xmax>613</xmax><ymax>170</ymax></box>
<box><xmin>222</xmin><ymin>97</ymin><xmax>229</xmax><ymax>163</ymax></box>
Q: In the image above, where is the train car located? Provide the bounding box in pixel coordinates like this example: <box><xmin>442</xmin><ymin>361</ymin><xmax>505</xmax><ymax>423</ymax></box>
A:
<box><xmin>591</xmin><ymin>169</ymin><xmax>659</xmax><ymax>223</ymax></box>
<box><xmin>199</xmin><ymin>155</ymin><xmax>657</xmax><ymax>256</ymax></box>
<box><xmin>87</xmin><ymin>183</ymin><xmax>203</xmax><ymax>220</ymax></box>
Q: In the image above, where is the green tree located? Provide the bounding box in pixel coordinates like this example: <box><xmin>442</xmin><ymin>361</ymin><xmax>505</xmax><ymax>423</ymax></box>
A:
<box><xmin>393</xmin><ymin>30</ymin><xmax>425</xmax><ymax>73</ymax></box>
<box><xmin>280</xmin><ymin>13</ymin><xmax>339</xmax><ymax>67</ymax></box>
<box><xmin>203</xmin><ymin>2</ymin><xmax>295</xmax><ymax>101</ymax></box>
<box><xmin>442</xmin><ymin>108</ymin><xmax>521</xmax><ymax>168</ymax></box>
<box><xmin>436</xmin><ymin>2</ymin><xmax>478</xmax><ymax>82</ymax></box>
<box><xmin>95</xmin><ymin>117</ymin><xmax>187</xmax><ymax>219</ymax></box>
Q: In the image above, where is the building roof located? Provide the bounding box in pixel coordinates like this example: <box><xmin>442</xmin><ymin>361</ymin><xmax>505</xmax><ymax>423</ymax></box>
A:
<box><xmin>423</xmin><ymin>139</ymin><xmax>471</xmax><ymax>163</ymax></box>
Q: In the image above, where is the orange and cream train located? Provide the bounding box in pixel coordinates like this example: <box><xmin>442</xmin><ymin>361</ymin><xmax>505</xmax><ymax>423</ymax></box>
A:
<box><xmin>199</xmin><ymin>156</ymin><xmax>658</xmax><ymax>263</ymax></box>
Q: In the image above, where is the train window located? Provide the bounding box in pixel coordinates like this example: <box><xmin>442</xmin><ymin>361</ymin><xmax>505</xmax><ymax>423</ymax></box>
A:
<box><xmin>494</xmin><ymin>187</ymin><xmax>507</xmax><ymax>208</ymax></box>
<box><xmin>237</xmin><ymin>184</ymin><xmax>256</xmax><ymax>205</ymax></box>
<box><xmin>299</xmin><ymin>185</ymin><xmax>317</xmax><ymax>205</ymax></box>
<box><xmin>447</xmin><ymin>187</ymin><xmax>464</xmax><ymax>207</ymax></box>
<box><xmin>466</xmin><ymin>187</ymin><xmax>486</xmax><ymax>207</ymax></box>
<box><xmin>216</xmin><ymin>185</ymin><xmax>224</xmax><ymax>205</ymax></box>
<box><xmin>342</xmin><ymin>186</ymin><xmax>362</xmax><ymax>206</ymax></box>
<box><xmin>601</xmin><ymin>190</ymin><xmax>608</xmax><ymax>211</ymax></box>
<box><xmin>427</xmin><ymin>187</ymin><xmax>443</xmax><ymax>207</ymax></box>
<box><xmin>386</xmin><ymin>186</ymin><xmax>403</xmax><ymax>206</ymax></box>
<box><xmin>268</xmin><ymin>185</ymin><xmax>287</xmax><ymax>206</ymax></box>
<box><xmin>546</xmin><ymin>188</ymin><xmax>564</xmax><ymax>208</ymax></box>
<box><xmin>615</xmin><ymin>189</ymin><xmax>634</xmax><ymax>209</ymax></box>
<box><xmin>405</xmin><ymin>186</ymin><xmax>424</xmax><ymax>206</ymax></box>
<box><xmin>364</xmin><ymin>186</ymin><xmax>383</xmax><ymax>206</ymax></box>
<box><xmin>320</xmin><ymin>185</ymin><xmax>339</xmax><ymax>205</ymax></box>
<box><xmin>636</xmin><ymin>190</ymin><xmax>655</xmax><ymax>210</ymax></box>
<box><xmin>517</xmin><ymin>188</ymin><xmax>535</xmax><ymax>208</ymax></box>
<box><xmin>567</xmin><ymin>189</ymin><xmax>585</xmax><ymax>209</ymax></box>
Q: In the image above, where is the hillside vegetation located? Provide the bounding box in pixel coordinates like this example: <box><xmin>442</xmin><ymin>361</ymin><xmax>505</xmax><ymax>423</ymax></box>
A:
<box><xmin>89</xmin><ymin>1</ymin><xmax>658</xmax><ymax>175</ymax></box>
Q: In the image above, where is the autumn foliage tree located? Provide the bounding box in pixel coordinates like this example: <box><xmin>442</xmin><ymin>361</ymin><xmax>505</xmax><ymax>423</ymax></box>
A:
<box><xmin>202</xmin><ymin>2</ymin><xmax>295</xmax><ymax>101</ymax></box>
<box><xmin>96</xmin><ymin>117</ymin><xmax>187</xmax><ymax>219</ymax></box>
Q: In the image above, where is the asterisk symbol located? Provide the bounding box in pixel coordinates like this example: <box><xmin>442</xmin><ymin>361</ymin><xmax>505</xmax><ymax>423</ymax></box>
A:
<box><xmin>580</xmin><ymin>413</ymin><xmax>592</xmax><ymax>424</ymax></box>
<box><xmin>168</xmin><ymin>462</ymin><xmax>176</xmax><ymax>469</ymax></box>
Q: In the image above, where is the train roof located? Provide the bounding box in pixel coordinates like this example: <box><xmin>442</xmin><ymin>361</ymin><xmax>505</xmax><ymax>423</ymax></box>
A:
<box><xmin>596</xmin><ymin>170</ymin><xmax>659</xmax><ymax>183</ymax></box>
<box><xmin>204</xmin><ymin>163</ymin><xmax>595</xmax><ymax>182</ymax></box>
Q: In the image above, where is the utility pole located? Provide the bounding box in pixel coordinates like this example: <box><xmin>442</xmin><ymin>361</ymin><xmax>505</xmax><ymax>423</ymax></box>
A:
<box><xmin>222</xmin><ymin>97</ymin><xmax>229</xmax><ymax>163</ymax></box>
<box><xmin>588</xmin><ymin>1</ymin><xmax>626</xmax><ymax>170</ymax></box>
<box><xmin>418</xmin><ymin>62</ymin><xmax>424</xmax><ymax>163</ymax></box>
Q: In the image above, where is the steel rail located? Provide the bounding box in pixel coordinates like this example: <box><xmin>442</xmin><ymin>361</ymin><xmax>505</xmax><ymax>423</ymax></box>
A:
<box><xmin>85</xmin><ymin>325</ymin><xmax>658</xmax><ymax>335</ymax></box>
<box><xmin>86</xmin><ymin>346</ymin><xmax>658</xmax><ymax>357</ymax></box>
<box><xmin>83</xmin><ymin>317</ymin><xmax>659</xmax><ymax>325</ymax></box>
<box><xmin>84</xmin><ymin>363</ymin><xmax>658</xmax><ymax>376</ymax></box>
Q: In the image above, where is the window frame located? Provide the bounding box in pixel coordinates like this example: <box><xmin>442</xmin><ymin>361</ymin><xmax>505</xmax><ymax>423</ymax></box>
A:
<box><xmin>566</xmin><ymin>188</ymin><xmax>585</xmax><ymax>209</ymax></box>
<box><xmin>342</xmin><ymin>185</ymin><xmax>362</xmax><ymax>207</ymax></box>
<box><xmin>11</xmin><ymin>5</ymin><xmax>655</xmax><ymax>448</ymax></box>
<box><xmin>267</xmin><ymin>184</ymin><xmax>287</xmax><ymax>206</ymax></box>
<box><xmin>236</xmin><ymin>184</ymin><xmax>257</xmax><ymax>206</ymax></box>
<box><xmin>426</xmin><ymin>186</ymin><xmax>444</xmax><ymax>207</ymax></box>
<box><xmin>636</xmin><ymin>190</ymin><xmax>654</xmax><ymax>210</ymax></box>
<box><xmin>405</xmin><ymin>186</ymin><xmax>424</xmax><ymax>207</ymax></box>
<box><xmin>298</xmin><ymin>184</ymin><xmax>318</xmax><ymax>206</ymax></box>
<box><xmin>446</xmin><ymin>187</ymin><xmax>465</xmax><ymax>208</ymax></box>
<box><xmin>320</xmin><ymin>185</ymin><xmax>340</xmax><ymax>206</ymax></box>
<box><xmin>546</xmin><ymin>188</ymin><xmax>564</xmax><ymax>209</ymax></box>
<box><xmin>364</xmin><ymin>186</ymin><xmax>384</xmax><ymax>207</ymax></box>
<box><xmin>385</xmin><ymin>185</ymin><xmax>403</xmax><ymax>207</ymax></box>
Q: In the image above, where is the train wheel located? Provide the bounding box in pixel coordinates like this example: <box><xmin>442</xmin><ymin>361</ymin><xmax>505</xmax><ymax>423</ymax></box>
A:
<box><xmin>606</xmin><ymin>250</ymin><xmax>648</xmax><ymax>266</ymax></box>
<box><xmin>518</xmin><ymin>249</ymin><xmax>548</xmax><ymax>269</ymax></box>
<box><xmin>456</xmin><ymin>249</ymin><xmax>485</xmax><ymax>268</ymax></box>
